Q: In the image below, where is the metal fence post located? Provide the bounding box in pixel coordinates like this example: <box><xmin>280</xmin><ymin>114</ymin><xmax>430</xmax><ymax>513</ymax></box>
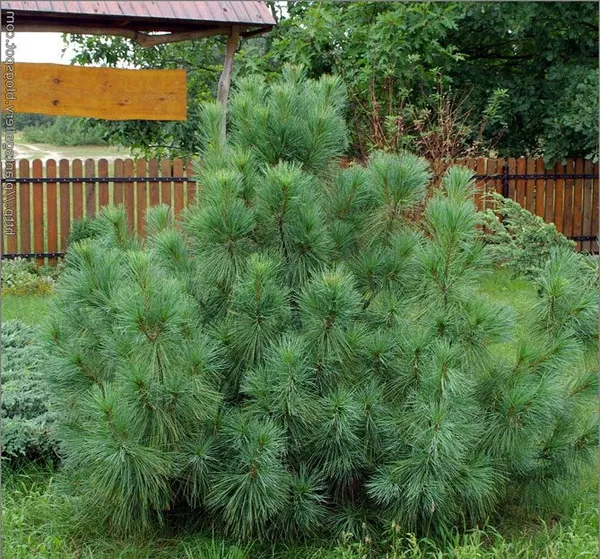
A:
<box><xmin>502</xmin><ymin>164</ymin><xmax>509</xmax><ymax>198</ymax></box>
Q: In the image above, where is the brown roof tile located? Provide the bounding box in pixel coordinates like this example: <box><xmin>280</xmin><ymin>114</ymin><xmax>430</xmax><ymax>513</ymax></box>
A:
<box><xmin>2</xmin><ymin>1</ymin><xmax>276</xmax><ymax>27</ymax></box>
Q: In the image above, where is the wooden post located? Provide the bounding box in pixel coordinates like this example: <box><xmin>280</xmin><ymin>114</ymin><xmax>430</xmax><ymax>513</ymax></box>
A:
<box><xmin>216</xmin><ymin>26</ymin><xmax>241</xmax><ymax>142</ymax></box>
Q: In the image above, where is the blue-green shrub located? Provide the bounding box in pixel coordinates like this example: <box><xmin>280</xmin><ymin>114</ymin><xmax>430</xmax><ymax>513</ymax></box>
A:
<box><xmin>480</xmin><ymin>193</ymin><xmax>581</xmax><ymax>278</ymax></box>
<box><xmin>2</xmin><ymin>320</ymin><xmax>58</xmax><ymax>465</ymax></box>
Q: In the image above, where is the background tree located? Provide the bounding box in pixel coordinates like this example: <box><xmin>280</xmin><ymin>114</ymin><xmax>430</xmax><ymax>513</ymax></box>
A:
<box><xmin>243</xmin><ymin>2</ymin><xmax>599</xmax><ymax>162</ymax></box>
<box><xmin>445</xmin><ymin>2</ymin><xmax>599</xmax><ymax>161</ymax></box>
<box><xmin>63</xmin><ymin>2</ymin><xmax>598</xmax><ymax>162</ymax></box>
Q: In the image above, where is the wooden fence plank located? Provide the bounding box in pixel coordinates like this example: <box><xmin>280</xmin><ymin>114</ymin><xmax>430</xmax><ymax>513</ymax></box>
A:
<box><xmin>493</xmin><ymin>158</ymin><xmax>504</xmax><ymax>196</ymax></box>
<box><xmin>582</xmin><ymin>159</ymin><xmax>594</xmax><ymax>252</ymax></box>
<box><xmin>507</xmin><ymin>158</ymin><xmax>517</xmax><ymax>200</ymax></box>
<box><xmin>483</xmin><ymin>158</ymin><xmax>496</xmax><ymax>210</ymax></box>
<box><xmin>72</xmin><ymin>159</ymin><xmax>84</xmax><ymax>222</ymax></box>
<box><xmin>5</xmin><ymin>163</ymin><xmax>18</xmax><ymax>254</ymax></box>
<box><xmin>553</xmin><ymin>161</ymin><xmax>565</xmax><ymax>233</ymax></box>
<box><xmin>525</xmin><ymin>158</ymin><xmax>535</xmax><ymax>214</ymax></box>
<box><xmin>18</xmin><ymin>159</ymin><xmax>31</xmax><ymax>255</ymax></box>
<box><xmin>534</xmin><ymin>158</ymin><xmax>545</xmax><ymax>218</ymax></box>
<box><xmin>475</xmin><ymin>158</ymin><xmax>485</xmax><ymax>209</ymax></box>
<box><xmin>572</xmin><ymin>158</ymin><xmax>584</xmax><ymax>251</ymax></box>
<box><xmin>98</xmin><ymin>158</ymin><xmax>110</xmax><ymax>208</ymax></box>
<box><xmin>124</xmin><ymin>159</ymin><xmax>135</xmax><ymax>232</ymax></box>
<box><xmin>149</xmin><ymin>158</ymin><xmax>160</xmax><ymax>207</ymax></box>
<box><xmin>186</xmin><ymin>159</ymin><xmax>196</xmax><ymax>205</ymax></box>
<box><xmin>592</xmin><ymin>162</ymin><xmax>599</xmax><ymax>253</ymax></box>
<box><xmin>113</xmin><ymin>159</ymin><xmax>124</xmax><ymax>207</ymax></box>
<box><xmin>84</xmin><ymin>159</ymin><xmax>96</xmax><ymax>217</ymax></box>
<box><xmin>515</xmin><ymin>158</ymin><xmax>526</xmax><ymax>207</ymax></box>
<box><xmin>173</xmin><ymin>158</ymin><xmax>184</xmax><ymax>219</ymax></box>
<box><xmin>46</xmin><ymin>159</ymin><xmax>58</xmax><ymax>265</ymax></box>
<box><xmin>161</xmin><ymin>158</ymin><xmax>172</xmax><ymax>208</ymax></box>
<box><xmin>32</xmin><ymin>159</ymin><xmax>44</xmax><ymax>266</ymax></box>
<box><xmin>544</xmin><ymin>161</ymin><xmax>554</xmax><ymax>225</ymax></box>
<box><xmin>563</xmin><ymin>159</ymin><xmax>575</xmax><ymax>240</ymax></box>
<box><xmin>59</xmin><ymin>159</ymin><xmax>71</xmax><ymax>251</ymax></box>
<box><xmin>136</xmin><ymin>159</ymin><xmax>147</xmax><ymax>238</ymax></box>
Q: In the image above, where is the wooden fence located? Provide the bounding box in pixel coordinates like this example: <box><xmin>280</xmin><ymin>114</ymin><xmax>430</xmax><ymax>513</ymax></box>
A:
<box><xmin>452</xmin><ymin>157</ymin><xmax>599</xmax><ymax>253</ymax></box>
<box><xmin>1</xmin><ymin>158</ymin><xmax>197</xmax><ymax>265</ymax></box>
<box><xmin>1</xmin><ymin>156</ymin><xmax>598</xmax><ymax>264</ymax></box>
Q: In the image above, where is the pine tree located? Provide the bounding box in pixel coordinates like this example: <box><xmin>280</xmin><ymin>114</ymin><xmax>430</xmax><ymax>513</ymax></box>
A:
<box><xmin>46</xmin><ymin>68</ymin><xmax>598</xmax><ymax>540</ymax></box>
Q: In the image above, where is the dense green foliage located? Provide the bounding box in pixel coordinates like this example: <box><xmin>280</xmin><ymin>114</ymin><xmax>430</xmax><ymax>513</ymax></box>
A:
<box><xmin>540</xmin><ymin>67</ymin><xmax>599</xmax><ymax>164</ymax></box>
<box><xmin>21</xmin><ymin>116</ymin><xmax>107</xmax><ymax>147</ymax></box>
<box><xmin>2</xmin><ymin>321</ymin><xmax>57</xmax><ymax>465</ymax></box>
<box><xmin>67</xmin><ymin>217</ymin><xmax>104</xmax><ymax>246</ymax></box>
<box><xmin>480</xmin><ymin>193</ymin><xmax>578</xmax><ymax>278</ymax></box>
<box><xmin>446</xmin><ymin>3</ymin><xmax>598</xmax><ymax>162</ymax></box>
<box><xmin>3</xmin><ymin>272</ymin><xmax>597</xmax><ymax>558</ymax></box>
<box><xmin>43</xmin><ymin>72</ymin><xmax>598</xmax><ymax>542</ymax></box>
<box><xmin>257</xmin><ymin>2</ymin><xmax>599</xmax><ymax>161</ymax></box>
<box><xmin>12</xmin><ymin>113</ymin><xmax>55</xmax><ymax>131</ymax></box>
<box><xmin>1</xmin><ymin>258</ymin><xmax>56</xmax><ymax>295</ymax></box>
<box><xmin>64</xmin><ymin>2</ymin><xmax>598</xmax><ymax>161</ymax></box>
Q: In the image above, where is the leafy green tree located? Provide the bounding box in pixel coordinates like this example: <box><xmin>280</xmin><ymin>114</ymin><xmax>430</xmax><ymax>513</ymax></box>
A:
<box><xmin>446</xmin><ymin>2</ymin><xmax>599</xmax><ymax>160</ymax></box>
<box><xmin>248</xmin><ymin>2</ymin><xmax>598</xmax><ymax>161</ymax></box>
<box><xmin>241</xmin><ymin>2</ymin><xmax>470</xmax><ymax>159</ymax></box>
<box><xmin>21</xmin><ymin>116</ymin><xmax>107</xmax><ymax>146</ymax></box>
<box><xmin>63</xmin><ymin>3</ymin><xmax>598</xmax><ymax>161</ymax></box>
<box><xmin>541</xmin><ymin>67</ymin><xmax>599</xmax><ymax>163</ymax></box>
<box><xmin>46</xmin><ymin>70</ymin><xmax>597</xmax><ymax>541</ymax></box>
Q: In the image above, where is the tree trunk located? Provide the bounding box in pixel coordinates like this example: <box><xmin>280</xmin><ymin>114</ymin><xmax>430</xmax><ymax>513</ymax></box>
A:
<box><xmin>216</xmin><ymin>26</ymin><xmax>240</xmax><ymax>143</ymax></box>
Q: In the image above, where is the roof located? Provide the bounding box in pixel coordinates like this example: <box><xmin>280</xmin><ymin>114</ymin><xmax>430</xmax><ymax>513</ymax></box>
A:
<box><xmin>1</xmin><ymin>1</ymin><xmax>276</xmax><ymax>36</ymax></box>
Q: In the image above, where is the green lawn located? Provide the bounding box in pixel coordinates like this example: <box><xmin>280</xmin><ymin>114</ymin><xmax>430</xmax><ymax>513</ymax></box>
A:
<box><xmin>1</xmin><ymin>293</ymin><xmax>53</xmax><ymax>324</ymax></box>
<box><xmin>2</xmin><ymin>269</ymin><xmax>598</xmax><ymax>559</ymax></box>
<box><xmin>3</xmin><ymin>464</ymin><xmax>597</xmax><ymax>559</ymax></box>
<box><xmin>476</xmin><ymin>267</ymin><xmax>537</xmax><ymax>315</ymax></box>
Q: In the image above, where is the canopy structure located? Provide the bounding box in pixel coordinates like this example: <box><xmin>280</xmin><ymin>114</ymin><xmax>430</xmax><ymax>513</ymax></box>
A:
<box><xmin>1</xmin><ymin>1</ymin><xmax>276</xmax><ymax>126</ymax></box>
<box><xmin>1</xmin><ymin>1</ymin><xmax>275</xmax><ymax>46</ymax></box>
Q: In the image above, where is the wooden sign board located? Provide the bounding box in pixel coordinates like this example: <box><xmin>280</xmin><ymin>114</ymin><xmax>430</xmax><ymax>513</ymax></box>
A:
<box><xmin>2</xmin><ymin>62</ymin><xmax>187</xmax><ymax>121</ymax></box>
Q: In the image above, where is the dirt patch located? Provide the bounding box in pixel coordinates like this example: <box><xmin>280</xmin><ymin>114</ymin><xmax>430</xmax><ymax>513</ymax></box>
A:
<box><xmin>14</xmin><ymin>140</ymin><xmax>132</xmax><ymax>162</ymax></box>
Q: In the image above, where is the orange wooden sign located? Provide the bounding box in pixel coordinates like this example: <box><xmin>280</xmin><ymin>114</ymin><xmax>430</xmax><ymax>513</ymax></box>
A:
<box><xmin>2</xmin><ymin>62</ymin><xmax>187</xmax><ymax>120</ymax></box>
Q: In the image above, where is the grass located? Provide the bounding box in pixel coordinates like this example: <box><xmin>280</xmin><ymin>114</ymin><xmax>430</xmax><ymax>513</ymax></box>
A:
<box><xmin>2</xmin><ymin>269</ymin><xmax>598</xmax><ymax>558</ymax></box>
<box><xmin>1</xmin><ymin>292</ymin><xmax>53</xmax><ymax>324</ymax></box>
<box><xmin>476</xmin><ymin>267</ymin><xmax>537</xmax><ymax>316</ymax></box>
<box><xmin>3</xmin><ymin>465</ymin><xmax>597</xmax><ymax>559</ymax></box>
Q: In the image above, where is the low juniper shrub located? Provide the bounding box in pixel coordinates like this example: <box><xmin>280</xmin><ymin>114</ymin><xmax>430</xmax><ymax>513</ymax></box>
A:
<box><xmin>480</xmin><ymin>192</ymin><xmax>581</xmax><ymax>278</ymax></box>
<box><xmin>2</xmin><ymin>320</ymin><xmax>58</xmax><ymax>466</ymax></box>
